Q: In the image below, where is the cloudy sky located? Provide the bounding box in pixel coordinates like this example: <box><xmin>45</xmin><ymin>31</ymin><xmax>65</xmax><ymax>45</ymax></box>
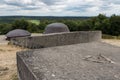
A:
<box><xmin>0</xmin><ymin>0</ymin><xmax>120</xmax><ymax>16</ymax></box>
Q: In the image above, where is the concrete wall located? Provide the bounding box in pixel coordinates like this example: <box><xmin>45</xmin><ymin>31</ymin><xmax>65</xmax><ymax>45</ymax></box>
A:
<box><xmin>11</xmin><ymin>31</ymin><xmax>101</xmax><ymax>49</ymax></box>
<box><xmin>17</xmin><ymin>51</ymin><xmax>37</xmax><ymax>80</ymax></box>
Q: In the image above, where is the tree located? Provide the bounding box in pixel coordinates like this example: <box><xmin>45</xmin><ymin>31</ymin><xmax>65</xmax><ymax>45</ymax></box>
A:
<box><xmin>0</xmin><ymin>23</ymin><xmax>12</xmax><ymax>34</ymax></box>
<box><xmin>109</xmin><ymin>15</ymin><xmax>120</xmax><ymax>36</ymax></box>
<box><xmin>12</xmin><ymin>19</ymin><xmax>29</xmax><ymax>30</ymax></box>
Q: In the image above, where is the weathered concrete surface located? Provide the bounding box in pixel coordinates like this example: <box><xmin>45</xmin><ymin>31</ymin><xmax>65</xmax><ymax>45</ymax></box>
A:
<box><xmin>11</xmin><ymin>31</ymin><xmax>101</xmax><ymax>49</ymax></box>
<box><xmin>17</xmin><ymin>42</ymin><xmax>120</xmax><ymax>80</ymax></box>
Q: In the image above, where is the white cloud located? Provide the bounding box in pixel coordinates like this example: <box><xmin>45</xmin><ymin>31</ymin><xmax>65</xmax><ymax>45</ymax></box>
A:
<box><xmin>0</xmin><ymin>0</ymin><xmax>120</xmax><ymax>16</ymax></box>
<box><xmin>87</xmin><ymin>6</ymin><xmax>99</xmax><ymax>12</ymax></box>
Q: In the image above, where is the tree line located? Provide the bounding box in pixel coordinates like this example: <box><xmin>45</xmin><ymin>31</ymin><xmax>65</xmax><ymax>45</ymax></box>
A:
<box><xmin>0</xmin><ymin>14</ymin><xmax>120</xmax><ymax>36</ymax></box>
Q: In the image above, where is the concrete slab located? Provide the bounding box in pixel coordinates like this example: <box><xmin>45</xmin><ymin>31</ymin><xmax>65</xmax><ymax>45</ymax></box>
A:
<box><xmin>17</xmin><ymin>42</ymin><xmax>120</xmax><ymax>80</ymax></box>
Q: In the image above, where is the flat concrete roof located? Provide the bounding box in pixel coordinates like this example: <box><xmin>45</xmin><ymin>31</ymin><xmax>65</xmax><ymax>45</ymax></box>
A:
<box><xmin>17</xmin><ymin>42</ymin><xmax>120</xmax><ymax>80</ymax></box>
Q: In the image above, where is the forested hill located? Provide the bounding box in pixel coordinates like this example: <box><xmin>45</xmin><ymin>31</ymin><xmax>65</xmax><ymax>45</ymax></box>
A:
<box><xmin>0</xmin><ymin>16</ymin><xmax>90</xmax><ymax>23</ymax></box>
<box><xmin>0</xmin><ymin>14</ymin><xmax>119</xmax><ymax>36</ymax></box>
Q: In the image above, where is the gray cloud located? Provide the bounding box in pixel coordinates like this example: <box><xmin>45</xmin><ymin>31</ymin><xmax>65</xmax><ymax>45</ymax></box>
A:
<box><xmin>3</xmin><ymin>0</ymin><xmax>62</xmax><ymax>7</ymax></box>
<box><xmin>66</xmin><ymin>5</ymin><xmax>93</xmax><ymax>12</ymax></box>
<box><xmin>107</xmin><ymin>0</ymin><xmax>120</xmax><ymax>4</ymax></box>
<box><xmin>40</xmin><ymin>0</ymin><xmax>58</xmax><ymax>5</ymax></box>
<box><xmin>22</xmin><ymin>6</ymin><xmax>40</xmax><ymax>10</ymax></box>
<box><xmin>4</xmin><ymin>0</ymin><xmax>36</xmax><ymax>7</ymax></box>
<box><xmin>3</xmin><ymin>0</ymin><xmax>61</xmax><ymax>10</ymax></box>
<box><xmin>100</xmin><ymin>5</ymin><xmax>111</xmax><ymax>11</ymax></box>
<box><xmin>3</xmin><ymin>0</ymin><xmax>41</xmax><ymax>10</ymax></box>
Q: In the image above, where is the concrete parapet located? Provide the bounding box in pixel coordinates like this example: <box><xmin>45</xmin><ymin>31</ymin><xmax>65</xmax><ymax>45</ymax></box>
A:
<box><xmin>11</xmin><ymin>31</ymin><xmax>101</xmax><ymax>48</ymax></box>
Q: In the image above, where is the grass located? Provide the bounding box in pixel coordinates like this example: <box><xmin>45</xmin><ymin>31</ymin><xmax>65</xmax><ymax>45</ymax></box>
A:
<box><xmin>102</xmin><ymin>34</ymin><xmax>120</xmax><ymax>39</ymax></box>
<box><xmin>27</xmin><ymin>20</ymin><xmax>40</xmax><ymax>25</ymax></box>
<box><xmin>11</xmin><ymin>73</ymin><xmax>18</xmax><ymax>80</ymax></box>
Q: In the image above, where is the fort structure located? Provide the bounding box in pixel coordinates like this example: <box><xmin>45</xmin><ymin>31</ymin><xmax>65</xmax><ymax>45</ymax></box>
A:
<box><xmin>12</xmin><ymin>30</ymin><xmax>120</xmax><ymax>80</ymax></box>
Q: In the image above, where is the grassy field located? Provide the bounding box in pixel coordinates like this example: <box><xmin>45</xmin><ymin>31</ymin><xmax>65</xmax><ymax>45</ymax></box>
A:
<box><xmin>27</xmin><ymin>20</ymin><xmax>40</xmax><ymax>25</ymax></box>
<box><xmin>0</xmin><ymin>44</ymin><xmax>22</xmax><ymax>80</ymax></box>
<box><xmin>102</xmin><ymin>34</ymin><xmax>120</xmax><ymax>39</ymax></box>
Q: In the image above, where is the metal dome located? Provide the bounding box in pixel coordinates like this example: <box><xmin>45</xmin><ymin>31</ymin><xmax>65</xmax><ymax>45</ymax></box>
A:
<box><xmin>6</xmin><ymin>29</ymin><xmax>31</xmax><ymax>40</ymax></box>
<box><xmin>44</xmin><ymin>23</ymin><xmax>70</xmax><ymax>34</ymax></box>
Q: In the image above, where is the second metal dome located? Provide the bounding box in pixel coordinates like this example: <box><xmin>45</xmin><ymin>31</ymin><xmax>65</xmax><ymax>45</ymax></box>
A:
<box><xmin>44</xmin><ymin>23</ymin><xmax>70</xmax><ymax>34</ymax></box>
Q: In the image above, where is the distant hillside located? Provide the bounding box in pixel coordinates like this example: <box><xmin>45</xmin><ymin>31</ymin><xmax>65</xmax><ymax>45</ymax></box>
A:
<box><xmin>0</xmin><ymin>16</ymin><xmax>91</xmax><ymax>23</ymax></box>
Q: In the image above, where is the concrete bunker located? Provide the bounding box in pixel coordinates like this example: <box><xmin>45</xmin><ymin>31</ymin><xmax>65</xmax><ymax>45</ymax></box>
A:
<box><xmin>11</xmin><ymin>25</ymin><xmax>119</xmax><ymax>80</ymax></box>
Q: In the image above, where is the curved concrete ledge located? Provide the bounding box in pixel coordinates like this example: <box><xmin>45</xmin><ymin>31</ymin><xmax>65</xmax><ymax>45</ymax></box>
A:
<box><xmin>11</xmin><ymin>31</ymin><xmax>101</xmax><ymax>49</ymax></box>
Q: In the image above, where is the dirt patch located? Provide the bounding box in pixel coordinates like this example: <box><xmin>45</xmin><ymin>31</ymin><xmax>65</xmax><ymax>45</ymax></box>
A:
<box><xmin>102</xmin><ymin>39</ymin><xmax>120</xmax><ymax>47</ymax></box>
<box><xmin>0</xmin><ymin>66</ymin><xmax>9</xmax><ymax>76</ymax></box>
<box><xmin>0</xmin><ymin>44</ymin><xmax>23</xmax><ymax>80</ymax></box>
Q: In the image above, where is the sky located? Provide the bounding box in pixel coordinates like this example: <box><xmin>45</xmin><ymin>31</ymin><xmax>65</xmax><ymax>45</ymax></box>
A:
<box><xmin>0</xmin><ymin>0</ymin><xmax>120</xmax><ymax>16</ymax></box>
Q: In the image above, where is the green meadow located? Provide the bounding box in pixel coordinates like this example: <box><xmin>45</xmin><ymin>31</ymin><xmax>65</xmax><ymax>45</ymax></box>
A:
<box><xmin>27</xmin><ymin>20</ymin><xmax>40</xmax><ymax>25</ymax></box>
